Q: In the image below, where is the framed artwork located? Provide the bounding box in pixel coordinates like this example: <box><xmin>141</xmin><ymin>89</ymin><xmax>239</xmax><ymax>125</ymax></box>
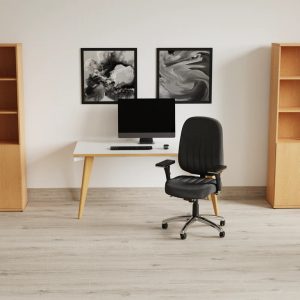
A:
<box><xmin>81</xmin><ymin>48</ymin><xmax>137</xmax><ymax>104</ymax></box>
<box><xmin>156</xmin><ymin>48</ymin><xmax>213</xmax><ymax>103</ymax></box>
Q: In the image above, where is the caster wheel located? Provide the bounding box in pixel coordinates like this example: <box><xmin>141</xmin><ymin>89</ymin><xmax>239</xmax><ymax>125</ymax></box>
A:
<box><xmin>180</xmin><ymin>233</ymin><xmax>187</xmax><ymax>240</ymax></box>
<box><xmin>162</xmin><ymin>223</ymin><xmax>168</xmax><ymax>229</ymax></box>
<box><xmin>219</xmin><ymin>231</ymin><xmax>225</xmax><ymax>238</ymax></box>
<box><xmin>220</xmin><ymin>220</ymin><xmax>225</xmax><ymax>226</ymax></box>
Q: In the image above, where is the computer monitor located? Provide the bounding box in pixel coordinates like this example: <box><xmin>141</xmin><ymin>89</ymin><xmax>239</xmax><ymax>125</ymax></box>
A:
<box><xmin>118</xmin><ymin>98</ymin><xmax>175</xmax><ymax>144</ymax></box>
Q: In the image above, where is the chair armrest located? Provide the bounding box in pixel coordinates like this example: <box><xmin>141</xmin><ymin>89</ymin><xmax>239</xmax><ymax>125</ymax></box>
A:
<box><xmin>155</xmin><ymin>159</ymin><xmax>175</xmax><ymax>168</ymax></box>
<box><xmin>207</xmin><ymin>165</ymin><xmax>227</xmax><ymax>175</ymax></box>
<box><xmin>207</xmin><ymin>165</ymin><xmax>227</xmax><ymax>194</ymax></box>
<box><xmin>155</xmin><ymin>159</ymin><xmax>175</xmax><ymax>180</ymax></box>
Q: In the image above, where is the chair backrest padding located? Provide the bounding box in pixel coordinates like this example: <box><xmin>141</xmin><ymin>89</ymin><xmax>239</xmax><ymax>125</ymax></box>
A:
<box><xmin>178</xmin><ymin>117</ymin><xmax>224</xmax><ymax>175</ymax></box>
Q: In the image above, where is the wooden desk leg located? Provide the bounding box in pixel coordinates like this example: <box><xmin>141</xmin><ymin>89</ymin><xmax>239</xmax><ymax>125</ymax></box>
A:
<box><xmin>78</xmin><ymin>156</ymin><xmax>94</xmax><ymax>219</ymax></box>
<box><xmin>210</xmin><ymin>193</ymin><xmax>219</xmax><ymax>216</ymax></box>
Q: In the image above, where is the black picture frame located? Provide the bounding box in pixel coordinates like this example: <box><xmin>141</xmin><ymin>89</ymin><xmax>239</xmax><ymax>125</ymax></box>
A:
<box><xmin>156</xmin><ymin>48</ymin><xmax>213</xmax><ymax>103</ymax></box>
<box><xmin>81</xmin><ymin>48</ymin><xmax>137</xmax><ymax>104</ymax></box>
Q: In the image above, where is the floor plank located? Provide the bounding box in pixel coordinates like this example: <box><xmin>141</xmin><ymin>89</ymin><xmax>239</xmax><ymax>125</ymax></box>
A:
<box><xmin>0</xmin><ymin>188</ymin><xmax>300</xmax><ymax>299</ymax></box>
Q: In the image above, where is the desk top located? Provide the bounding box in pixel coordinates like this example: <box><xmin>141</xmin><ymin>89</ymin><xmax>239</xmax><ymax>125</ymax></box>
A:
<box><xmin>73</xmin><ymin>141</ymin><xmax>178</xmax><ymax>157</ymax></box>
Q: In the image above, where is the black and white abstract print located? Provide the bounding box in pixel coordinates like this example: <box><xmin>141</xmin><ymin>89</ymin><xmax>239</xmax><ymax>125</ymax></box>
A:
<box><xmin>81</xmin><ymin>48</ymin><xmax>137</xmax><ymax>103</ymax></box>
<box><xmin>157</xmin><ymin>48</ymin><xmax>212</xmax><ymax>103</ymax></box>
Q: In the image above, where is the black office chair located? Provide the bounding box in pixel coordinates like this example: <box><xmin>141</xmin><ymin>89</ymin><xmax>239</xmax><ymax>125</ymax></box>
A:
<box><xmin>156</xmin><ymin>117</ymin><xmax>227</xmax><ymax>239</ymax></box>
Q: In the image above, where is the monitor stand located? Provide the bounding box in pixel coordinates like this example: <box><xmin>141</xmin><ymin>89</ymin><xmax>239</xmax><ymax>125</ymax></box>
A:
<box><xmin>139</xmin><ymin>138</ymin><xmax>154</xmax><ymax>144</ymax></box>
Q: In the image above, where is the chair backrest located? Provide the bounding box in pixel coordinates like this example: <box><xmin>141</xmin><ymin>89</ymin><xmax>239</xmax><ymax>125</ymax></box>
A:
<box><xmin>178</xmin><ymin>117</ymin><xmax>224</xmax><ymax>175</ymax></box>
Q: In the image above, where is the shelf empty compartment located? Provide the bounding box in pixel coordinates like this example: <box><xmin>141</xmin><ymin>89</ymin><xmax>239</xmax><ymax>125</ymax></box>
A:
<box><xmin>279</xmin><ymin>80</ymin><xmax>300</xmax><ymax>108</ymax></box>
<box><xmin>0</xmin><ymin>114</ymin><xmax>19</xmax><ymax>144</ymax></box>
<box><xmin>0</xmin><ymin>81</ymin><xmax>17</xmax><ymax>110</ymax></box>
<box><xmin>0</xmin><ymin>47</ymin><xmax>16</xmax><ymax>78</ymax></box>
<box><xmin>280</xmin><ymin>47</ymin><xmax>300</xmax><ymax>77</ymax></box>
<box><xmin>278</xmin><ymin>112</ymin><xmax>300</xmax><ymax>140</ymax></box>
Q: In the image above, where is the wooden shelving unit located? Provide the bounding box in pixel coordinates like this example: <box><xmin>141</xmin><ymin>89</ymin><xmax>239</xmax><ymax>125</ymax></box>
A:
<box><xmin>0</xmin><ymin>44</ymin><xmax>27</xmax><ymax>211</ymax></box>
<box><xmin>267</xmin><ymin>43</ymin><xmax>300</xmax><ymax>208</ymax></box>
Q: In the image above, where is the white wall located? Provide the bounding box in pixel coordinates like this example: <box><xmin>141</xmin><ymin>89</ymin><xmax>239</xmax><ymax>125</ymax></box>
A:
<box><xmin>1</xmin><ymin>0</ymin><xmax>300</xmax><ymax>188</ymax></box>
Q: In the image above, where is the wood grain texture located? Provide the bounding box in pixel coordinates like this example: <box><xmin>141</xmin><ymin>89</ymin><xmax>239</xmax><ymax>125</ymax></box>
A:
<box><xmin>267</xmin><ymin>44</ymin><xmax>280</xmax><ymax>206</ymax></box>
<box><xmin>0</xmin><ymin>44</ymin><xmax>27</xmax><ymax>210</ymax></box>
<box><xmin>15</xmin><ymin>43</ymin><xmax>27</xmax><ymax>209</ymax></box>
<box><xmin>273</xmin><ymin>43</ymin><xmax>300</xmax><ymax>47</ymax></box>
<box><xmin>274</xmin><ymin>143</ymin><xmax>300</xmax><ymax>207</ymax></box>
<box><xmin>1</xmin><ymin>188</ymin><xmax>300</xmax><ymax>299</ymax></box>
<box><xmin>78</xmin><ymin>157</ymin><xmax>94</xmax><ymax>219</ymax></box>
<box><xmin>210</xmin><ymin>193</ymin><xmax>219</xmax><ymax>216</ymax></box>
<box><xmin>267</xmin><ymin>44</ymin><xmax>300</xmax><ymax>207</ymax></box>
<box><xmin>0</xmin><ymin>144</ymin><xmax>23</xmax><ymax>210</ymax></box>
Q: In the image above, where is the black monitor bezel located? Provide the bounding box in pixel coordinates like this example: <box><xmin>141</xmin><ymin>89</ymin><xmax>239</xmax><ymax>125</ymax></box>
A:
<box><xmin>118</xmin><ymin>98</ymin><xmax>175</xmax><ymax>139</ymax></box>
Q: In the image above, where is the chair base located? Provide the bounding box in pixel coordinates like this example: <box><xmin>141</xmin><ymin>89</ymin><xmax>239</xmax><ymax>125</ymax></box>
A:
<box><xmin>162</xmin><ymin>200</ymin><xmax>225</xmax><ymax>239</ymax></box>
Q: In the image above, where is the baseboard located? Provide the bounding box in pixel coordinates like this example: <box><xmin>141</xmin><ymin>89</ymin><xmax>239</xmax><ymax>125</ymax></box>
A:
<box><xmin>28</xmin><ymin>186</ymin><xmax>266</xmax><ymax>201</ymax></box>
<box><xmin>221</xmin><ymin>186</ymin><xmax>266</xmax><ymax>200</ymax></box>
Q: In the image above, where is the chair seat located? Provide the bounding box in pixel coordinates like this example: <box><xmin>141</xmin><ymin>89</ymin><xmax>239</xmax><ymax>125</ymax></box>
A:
<box><xmin>165</xmin><ymin>176</ymin><xmax>217</xmax><ymax>199</ymax></box>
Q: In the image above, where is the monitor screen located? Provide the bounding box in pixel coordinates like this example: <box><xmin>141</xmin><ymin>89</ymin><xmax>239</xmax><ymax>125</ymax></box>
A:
<box><xmin>118</xmin><ymin>98</ymin><xmax>175</xmax><ymax>143</ymax></box>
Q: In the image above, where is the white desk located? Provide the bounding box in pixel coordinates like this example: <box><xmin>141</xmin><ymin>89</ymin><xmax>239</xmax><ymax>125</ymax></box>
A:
<box><xmin>73</xmin><ymin>141</ymin><xmax>178</xmax><ymax>219</ymax></box>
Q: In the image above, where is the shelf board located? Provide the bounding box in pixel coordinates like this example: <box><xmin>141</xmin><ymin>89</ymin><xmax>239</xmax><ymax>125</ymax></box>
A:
<box><xmin>0</xmin><ymin>77</ymin><xmax>17</xmax><ymax>81</ymax></box>
<box><xmin>0</xmin><ymin>109</ymin><xmax>18</xmax><ymax>115</ymax></box>
<box><xmin>279</xmin><ymin>107</ymin><xmax>300</xmax><ymax>112</ymax></box>
<box><xmin>0</xmin><ymin>139</ymin><xmax>19</xmax><ymax>145</ymax></box>
<box><xmin>273</xmin><ymin>43</ymin><xmax>300</xmax><ymax>47</ymax></box>
<box><xmin>280</xmin><ymin>76</ymin><xmax>300</xmax><ymax>80</ymax></box>
<box><xmin>278</xmin><ymin>138</ymin><xmax>300</xmax><ymax>143</ymax></box>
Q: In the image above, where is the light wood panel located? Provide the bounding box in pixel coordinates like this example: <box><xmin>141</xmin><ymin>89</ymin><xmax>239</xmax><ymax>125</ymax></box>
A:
<box><xmin>0</xmin><ymin>110</ymin><xmax>18</xmax><ymax>114</ymax></box>
<box><xmin>0</xmin><ymin>144</ymin><xmax>23</xmax><ymax>210</ymax></box>
<box><xmin>1</xmin><ymin>188</ymin><xmax>300</xmax><ymax>299</ymax></box>
<box><xmin>280</xmin><ymin>76</ymin><xmax>300</xmax><ymax>80</ymax></box>
<box><xmin>267</xmin><ymin>44</ymin><xmax>280</xmax><ymax>206</ymax></box>
<box><xmin>273</xmin><ymin>42</ymin><xmax>300</xmax><ymax>47</ymax></box>
<box><xmin>278</xmin><ymin>138</ymin><xmax>300</xmax><ymax>143</ymax></box>
<box><xmin>16</xmin><ymin>44</ymin><xmax>27</xmax><ymax>209</ymax></box>
<box><xmin>0</xmin><ymin>43</ymin><xmax>27</xmax><ymax>210</ymax></box>
<box><xmin>279</xmin><ymin>107</ymin><xmax>300</xmax><ymax>112</ymax></box>
<box><xmin>274</xmin><ymin>143</ymin><xmax>300</xmax><ymax>207</ymax></box>
<box><xmin>268</xmin><ymin>44</ymin><xmax>300</xmax><ymax>207</ymax></box>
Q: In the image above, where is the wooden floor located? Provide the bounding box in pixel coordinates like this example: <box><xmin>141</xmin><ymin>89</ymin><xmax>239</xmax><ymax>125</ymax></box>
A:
<box><xmin>0</xmin><ymin>188</ymin><xmax>300</xmax><ymax>299</ymax></box>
